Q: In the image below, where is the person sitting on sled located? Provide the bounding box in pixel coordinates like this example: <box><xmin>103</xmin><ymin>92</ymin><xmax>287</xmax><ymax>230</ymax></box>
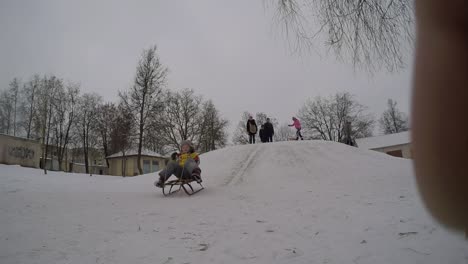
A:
<box><xmin>155</xmin><ymin>140</ymin><xmax>202</xmax><ymax>188</ymax></box>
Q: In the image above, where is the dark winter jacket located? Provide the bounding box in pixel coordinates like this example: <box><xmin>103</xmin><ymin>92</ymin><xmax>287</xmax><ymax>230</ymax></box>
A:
<box><xmin>259</xmin><ymin>128</ymin><xmax>267</xmax><ymax>143</ymax></box>
<box><xmin>264</xmin><ymin>122</ymin><xmax>274</xmax><ymax>137</ymax></box>
<box><xmin>246</xmin><ymin>119</ymin><xmax>258</xmax><ymax>135</ymax></box>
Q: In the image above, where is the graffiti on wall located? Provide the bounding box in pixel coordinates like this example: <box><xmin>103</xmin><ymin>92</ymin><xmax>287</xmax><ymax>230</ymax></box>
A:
<box><xmin>8</xmin><ymin>146</ymin><xmax>35</xmax><ymax>160</ymax></box>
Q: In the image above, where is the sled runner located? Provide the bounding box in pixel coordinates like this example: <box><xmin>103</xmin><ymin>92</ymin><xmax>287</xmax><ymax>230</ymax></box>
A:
<box><xmin>162</xmin><ymin>178</ymin><xmax>204</xmax><ymax>196</ymax></box>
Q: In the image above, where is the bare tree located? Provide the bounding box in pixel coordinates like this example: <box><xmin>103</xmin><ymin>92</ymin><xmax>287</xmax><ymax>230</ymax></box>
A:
<box><xmin>109</xmin><ymin>104</ymin><xmax>133</xmax><ymax>156</ymax></box>
<box><xmin>379</xmin><ymin>99</ymin><xmax>409</xmax><ymax>134</ymax></box>
<box><xmin>156</xmin><ymin>89</ymin><xmax>203</xmax><ymax>151</ymax></box>
<box><xmin>37</xmin><ymin>76</ymin><xmax>61</xmax><ymax>174</ymax></box>
<box><xmin>145</xmin><ymin>110</ymin><xmax>169</xmax><ymax>155</ymax></box>
<box><xmin>255</xmin><ymin>112</ymin><xmax>279</xmax><ymax>130</ymax></box>
<box><xmin>9</xmin><ymin>78</ymin><xmax>20</xmax><ymax>136</ymax></box>
<box><xmin>144</xmin><ymin>127</ymin><xmax>169</xmax><ymax>155</ymax></box>
<box><xmin>0</xmin><ymin>89</ymin><xmax>13</xmax><ymax>135</ymax></box>
<box><xmin>299</xmin><ymin>92</ymin><xmax>374</xmax><ymax>141</ymax></box>
<box><xmin>232</xmin><ymin>111</ymin><xmax>251</xmax><ymax>145</ymax></box>
<box><xmin>96</xmin><ymin>102</ymin><xmax>117</xmax><ymax>167</ymax></box>
<box><xmin>44</xmin><ymin>78</ymin><xmax>61</xmax><ymax>171</ymax></box>
<box><xmin>271</xmin><ymin>0</ymin><xmax>414</xmax><ymax>72</ymax></box>
<box><xmin>51</xmin><ymin>82</ymin><xmax>80</xmax><ymax>171</ymax></box>
<box><xmin>77</xmin><ymin>93</ymin><xmax>102</xmax><ymax>174</ymax></box>
<box><xmin>198</xmin><ymin>100</ymin><xmax>229</xmax><ymax>153</ymax></box>
<box><xmin>275</xmin><ymin>123</ymin><xmax>294</xmax><ymax>141</ymax></box>
<box><xmin>0</xmin><ymin>78</ymin><xmax>21</xmax><ymax>135</ymax></box>
<box><xmin>255</xmin><ymin>112</ymin><xmax>269</xmax><ymax>126</ymax></box>
<box><xmin>20</xmin><ymin>75</ymin><xmax>41</xmax><ymax>139</ymax></box>
<box><xmin>120</xmin><ymin>45</ymin><xmax>167</xmax><ymax>175</ymax></box>
<box><xmin>109</xmin><ymin>104</ymin><xmax>134</xmax><ymax>177</ymax></box>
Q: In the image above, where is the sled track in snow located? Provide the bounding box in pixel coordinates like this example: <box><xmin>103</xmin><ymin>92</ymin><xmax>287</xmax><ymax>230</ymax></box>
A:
<box><xmin>223</xmin><ymin>145</ymin><xmax>264</xmax><ymax>186</ymax></box>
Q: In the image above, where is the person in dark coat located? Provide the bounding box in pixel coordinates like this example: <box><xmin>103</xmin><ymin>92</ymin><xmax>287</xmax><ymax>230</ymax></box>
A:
<box><xmin>259</xmin><ymin>125</ymin><xmax>267</xmax><ymax>143</ymax></box>
<box><xmin>246</xmin><ymin>116</ymin><xmax>257</xmax><ymax>144</ymax></box>
<box><xmin>264</xmin><ymin>118</ymin><xmax>274</xmax><ymax>142</ymax></box>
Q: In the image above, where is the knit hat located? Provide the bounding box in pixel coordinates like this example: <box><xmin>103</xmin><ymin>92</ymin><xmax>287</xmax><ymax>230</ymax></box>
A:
<box><xmin>180</xmin><ymin>140</ymin><xmax>193</xmax><ymax>148</ymax></box>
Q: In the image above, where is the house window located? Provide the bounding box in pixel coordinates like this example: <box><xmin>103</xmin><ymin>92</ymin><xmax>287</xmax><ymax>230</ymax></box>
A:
<box><xmin>143</xmin><ymin>160</ymin><xmax>151</xmax><ymax>174</ymax></box>
<box><xmin>387</xmin><ymin>150</ymin><xmax>403</xmax><ymax>158</ymax></box>
<box><xmin>152</xmin><ymin>160</ymin><xmax>160</xmax><ymax>172</ymax></box>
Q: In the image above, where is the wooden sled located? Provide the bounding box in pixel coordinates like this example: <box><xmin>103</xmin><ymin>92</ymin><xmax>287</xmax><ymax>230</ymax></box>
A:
<box><xmin>162</xmin><ymin>178</ymin><xmax>204</xmax><ymax>196</ymax></box>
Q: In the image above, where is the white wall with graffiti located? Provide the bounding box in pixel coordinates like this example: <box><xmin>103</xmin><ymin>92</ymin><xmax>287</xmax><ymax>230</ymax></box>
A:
<box><xmin>0</xmin><ymin>134</ymin><xmax>41</xmax><ymax>168</ymax></box>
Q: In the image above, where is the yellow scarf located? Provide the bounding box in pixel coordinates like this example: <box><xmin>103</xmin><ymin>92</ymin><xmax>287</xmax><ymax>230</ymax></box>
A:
<box><xmin>179</xmin><ymin>152</ymin><xmax>199</xmax><ymax>166</ymax></box>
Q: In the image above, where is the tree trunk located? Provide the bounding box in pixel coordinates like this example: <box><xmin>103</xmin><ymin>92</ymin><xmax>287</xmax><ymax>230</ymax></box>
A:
<box><xmin>26</xmin><ymin>84</ymin><xmax>36</xmax><ymax>139</ymax></box>
<box><xmin>137</xmin><ymin>130</ymin><xmax>143</xmax><ymax>175</ymax></box>
<box><xmin>83</xmin><ymin>123</ymin><xmax>89</xmax><ymax>174</ymax></box>
<box><xmin>103</xmin><ymin>142</ymin><xmax>109</xmax><ymax>168</ymax></box>
<box><xmin>41</xmin><ymin>125</ymin><xmax>47</xmax><ymax>174</ymax></box>
<box><xmin>6</xmin><ymin>107</ymin><xmax>11</xmax><ymax>135</ymax></box>
<box><xmin>41</xmin><ymin>99</ymin><xmax>48</xmax><ymax>174</ymax></box>
<box><xmin>13</xmin><ymin>92</ymin><xmax>17</xmax><ymax>136</ymax></box>
<box><xmin>122</xmin><ymin>150</ymin><xmax>126</xmax><ymax>177</ymax></box>
<box><xmin>58</xmin><ymin>115</ymin><xmax>73</xmax><ymax>172</ymax></box>
<box><xmin>43</xmin><ymin>104</ymin><xmax>53</xmax><ymax>173</ymax></box>
<box><xmin>121</xmin><ymin>158</ymin><xmax>124</xmax><ymax>177</ymax></box>
<box><xmin>137</xmin><ymin>91</ymin><xmax>146</xmax><ymax>175</ymax></box>
<box><xmin>45</xmin><ymin>106</ymin><xmax>53</xmax><ymax>170</ymax></box>
<box><xmin>84</xmin><ymin>147</ymin><xmax>89</xmax><ymax>174</ymax></box>
<box><xmin>392</xmin><ymin>110</ymin><xmax>399</xmax><ymax>133</ymax></box>
<box><xmin>57</xmin><ymin>144</ymin><xmax>63</xmax><ymax>171</ymax></box>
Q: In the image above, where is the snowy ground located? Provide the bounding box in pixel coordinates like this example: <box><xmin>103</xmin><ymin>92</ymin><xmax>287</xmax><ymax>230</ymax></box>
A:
<box><xmin>0</xmin><ymin>141</ymin><xmax>467</xmax><ymax>264</ymax></box>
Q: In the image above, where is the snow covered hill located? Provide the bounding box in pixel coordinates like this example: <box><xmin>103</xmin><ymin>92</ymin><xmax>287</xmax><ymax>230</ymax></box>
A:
<box><xmin>0</xmin><ymin>141</ymin><xmax>467</xmax><ymax>264</ymax></box>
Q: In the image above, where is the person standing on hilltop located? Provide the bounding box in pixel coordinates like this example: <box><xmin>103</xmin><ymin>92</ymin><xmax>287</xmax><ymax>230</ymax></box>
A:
<box><xmin>259</xmin><ymin>124</ymin><xmax>267</xmax><ymax>143</ymax></box>
<box><xmin>246</xmin><ymin>115</ymin><xmax>258</xmax><ymax>144</ymax></box>
<box><xmin>264</xmin><ymin>118</ymin><xmax>274</xmax><ymax>142</ymax></box>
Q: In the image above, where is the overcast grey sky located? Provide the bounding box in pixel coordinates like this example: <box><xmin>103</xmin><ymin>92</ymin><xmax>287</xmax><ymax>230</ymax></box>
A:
<box><xmin>0</xmin><ymin>0</ymin><xmax>413</xmax><ymax>138</ymax></box>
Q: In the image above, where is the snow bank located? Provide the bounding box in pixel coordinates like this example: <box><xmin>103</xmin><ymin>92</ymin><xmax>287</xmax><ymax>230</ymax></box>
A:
<box><xmin>356</xmin><ymin>131</ymin><xmax>411</xmax><ymax>150</ymax></box>
<box><xmin>107</xmin><ymin>149</ymin><xmax>167</xmax><ymax>159</ymax></box>
<box><xmin>0</xmin><ymin>140</ymin><xmax>466</xmax><ymax>264</ymax></box>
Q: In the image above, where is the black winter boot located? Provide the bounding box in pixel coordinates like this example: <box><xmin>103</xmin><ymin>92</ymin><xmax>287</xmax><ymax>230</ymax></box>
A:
<box><xmin>192</xmin><ymin>168</ymin><xmax>202</xmax><ymax>183</ymax></box>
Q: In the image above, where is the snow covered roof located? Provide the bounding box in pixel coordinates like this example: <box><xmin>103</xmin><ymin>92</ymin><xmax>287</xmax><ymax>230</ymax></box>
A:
<box><xmin>355</xmin><ymin>131</ymin><xmax>411</xmax><ymax>150</ymax></box>
<box><xmin>106</xmin><ymin>149</ymin><xmax>167</xmax><ymax>159</ymax></box>
<box><xmin>0</xmin><ymin>133</ymin><xmax>40</xmax><ymax>142</ymax></box>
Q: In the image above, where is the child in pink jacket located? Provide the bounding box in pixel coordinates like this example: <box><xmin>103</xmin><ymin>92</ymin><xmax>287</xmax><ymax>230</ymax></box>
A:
<box><xmin>288</xmin><ymin>117</ymin><xmax>304</xmax><ymax>140</ymax></box>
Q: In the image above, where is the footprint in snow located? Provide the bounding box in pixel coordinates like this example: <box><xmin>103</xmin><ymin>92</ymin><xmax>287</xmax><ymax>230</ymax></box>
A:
<box><xmin>162</xmin><ymin>257</ymin><xmax>174</xmax><ymax>264</ymax></box>
<box><xmin>198</xmin><ymin>243</ymin><xmax>209</xmax><ymax>251</ymax></box>
<box><xmin>276</xmin><ymin>248</ymin><xmax>304</xmax><ymax>260</ymax></box>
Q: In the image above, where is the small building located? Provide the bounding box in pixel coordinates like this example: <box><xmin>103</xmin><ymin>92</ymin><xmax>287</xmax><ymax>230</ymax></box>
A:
<box><xmin>69</xmin><ymin>147</ymin><xmax>106</xmax><ymax>168</ymax></box>
<box><xmin>355</xmin><ymin>131</ymin><xmax>412</xmax><ymax>158</ymax></box>
<box><xmin>40</xmin><ymin>157</ymin><xmax>67</xmax><ymax>171</ymax></box>
<box><xmin>67</xmin><ymin>147</ymin><xmax>108</xmax><ymax>175</ymax></box>
<box><xmin>0</xmin><ymin>133</ymin><xmax>41</xmax><ymax>168</ymax></box>
<box><xmin>106</xmin><ymin>149</ymin><xmax>168</xmax><ymax>177</ymax></box>
<box><xmin>40</xmin><ymin>144</ymin><xmax>71</xmax><ymax>171</ymax></box>
<box><xmin>69</xmin><ymin>163</ymin><xmax>109</xmax><ymax>175</ymax></box>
